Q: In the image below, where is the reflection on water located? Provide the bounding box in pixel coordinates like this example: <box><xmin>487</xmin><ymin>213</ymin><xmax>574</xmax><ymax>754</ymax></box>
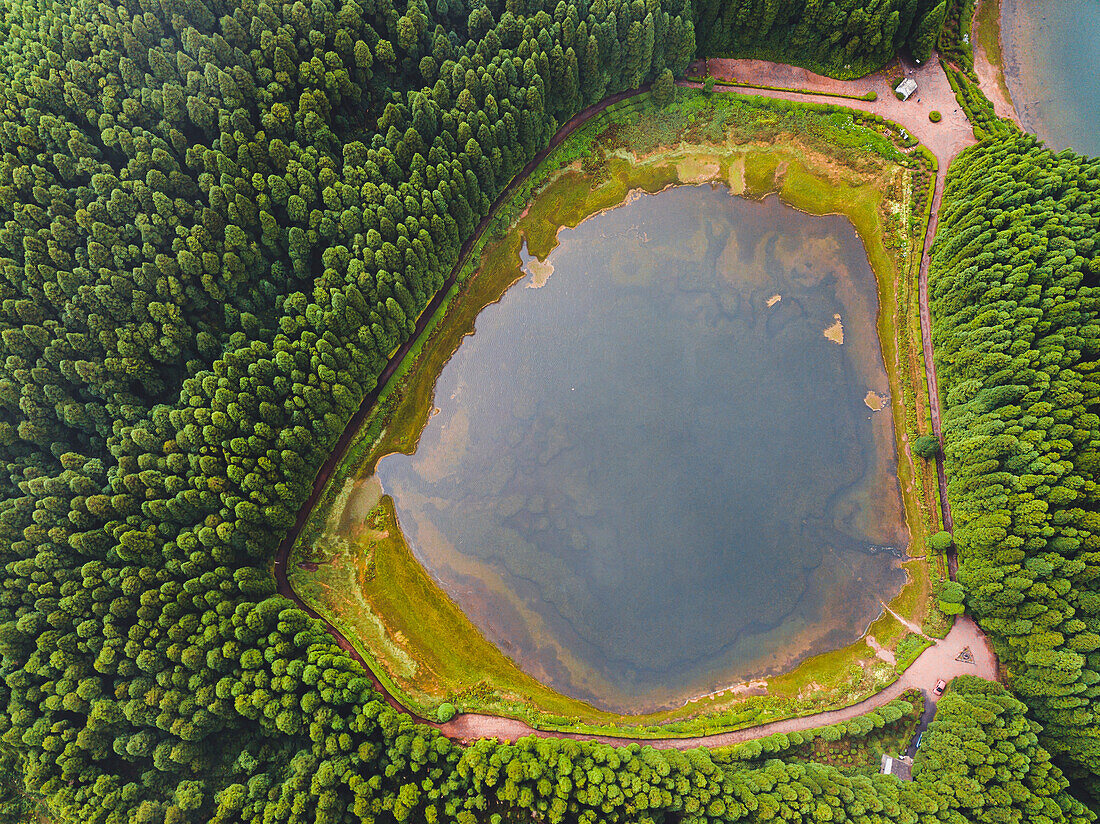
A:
<box><xmin>374</xmin><ymin>186</ymin><xmax>908</xmax><ymax>713</ymax></box>
<box><xmin>1002</xmin><ymin>0</ymin><xmax>1100</xmax><ymax>157</ymax></box>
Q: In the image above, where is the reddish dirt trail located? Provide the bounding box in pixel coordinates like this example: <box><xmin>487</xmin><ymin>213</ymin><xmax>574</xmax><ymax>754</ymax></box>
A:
<box><xmin>443</xmin><ymin>616</ymin><xmax>996</xmax><ymax>747</ymax></box>
<box><xmin>276</xmin><ymin>59</ymin><xmax>992</xmax><ymax>747</ymax></box>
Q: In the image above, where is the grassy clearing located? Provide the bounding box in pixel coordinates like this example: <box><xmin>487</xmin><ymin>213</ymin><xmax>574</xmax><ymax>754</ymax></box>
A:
<box><xmin>290</xmin><ymin>88</ymin><xmax>941</xmax><ymax>736</ymax></box>
<box><xmin>685</xmin><ymin>75</ymin><xmax>877</xmax><ymax>102</ymax></box>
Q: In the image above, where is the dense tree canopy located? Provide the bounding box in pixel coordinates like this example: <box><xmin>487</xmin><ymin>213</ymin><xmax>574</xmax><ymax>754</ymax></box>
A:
<box><xmin>929</xmin><ymin>133</ymin><xmax>1100</xmax><ymax>797</ymax></box>
<box><xmin>914</xmin><ymin>676</ymin><xmax>1093</xmax><ymax>823</ymax></box>
<box><xmin>692</xmin><ymin>0</ymin><xmax>948</xmax><ymax>76</ymax></box>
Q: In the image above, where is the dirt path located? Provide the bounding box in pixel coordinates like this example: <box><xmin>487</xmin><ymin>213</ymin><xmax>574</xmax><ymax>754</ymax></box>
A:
<box><xmin>879</xmin><ymin>602</ymin><xmax>929</xmax><ymax>638</ymax></box>
<box><xmin>443</xmin><ymin>616</ymin><xmax>996</xmax><ymax>747</ymax></box>
<box><xmin>276</xmin><ymin>57</ymin><xmax>991</xmax><ymax>748</ymax></box>
<box><xmin>918</xmin><ymin>157</ymin><xmax>957</xmax><ymax>554</ymax></box>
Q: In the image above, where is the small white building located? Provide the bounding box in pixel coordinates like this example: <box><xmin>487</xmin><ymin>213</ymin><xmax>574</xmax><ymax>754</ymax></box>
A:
<box><xmin>881</xmin><ymin>754</ymin><xmax>913</xmax><ymax>781</ymax></box>
<box><xmin>895</xmin><ymin>78</ymin><xmax>918</xmax><ymax>100</ymax></box>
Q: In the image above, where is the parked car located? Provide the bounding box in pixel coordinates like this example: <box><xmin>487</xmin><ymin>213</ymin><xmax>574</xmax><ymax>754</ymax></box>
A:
<box><xmin>933</xmin><ymin>678</ymin><xmax>947</xmax><ymax>696</ymax></box>
<box><xmin>914</xmin><ymin>732</ymin><xmax>923</xmax><ymax>750</ymax></box>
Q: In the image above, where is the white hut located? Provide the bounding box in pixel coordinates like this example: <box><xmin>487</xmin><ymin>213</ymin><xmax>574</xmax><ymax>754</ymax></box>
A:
<box><xmin>880</xmin><ymin>755</ymin><xmax>913</xmax><ymax>781</ymax></box>
<box><xmin>895</xmin><ymin>78</ymin><xmax>918</xmax><ymax>100</ymax></box>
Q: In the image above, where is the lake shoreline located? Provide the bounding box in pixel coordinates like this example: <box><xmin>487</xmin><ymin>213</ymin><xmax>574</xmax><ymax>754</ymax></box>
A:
<box><xmin>998</xmin><ymin>0</ymin><xmax>1042</xmax><ymax>135</ymax></box>
<box><xmin>288</xmin><ymin>91</ymin><xmax>944</xmax><ymax>735</ymax></box>
<box><xmin>376</xmin><ymin>182</ymin><xmax>908</xmax><ymax>713</ymax></box>
<box><xmin>971</xmin><ymin>0</ymin><xmax>1022</xmax><ymax>125</ymax></box>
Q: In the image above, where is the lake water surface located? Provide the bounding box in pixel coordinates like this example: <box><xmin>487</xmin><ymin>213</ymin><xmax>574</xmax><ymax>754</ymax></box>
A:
<box><xmin>1002</xmin><ymin>0</ymin><xmax>1100</xmax><ymax>157</ymax></box>
<box><xmin>374</xmin><ymin>186</ymin><xmax>908</xmax><ymax>712</ymax></box>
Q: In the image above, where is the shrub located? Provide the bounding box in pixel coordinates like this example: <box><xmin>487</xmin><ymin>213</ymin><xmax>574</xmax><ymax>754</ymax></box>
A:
<box><xmin>703</xmin><ymin>76</ymin><xmax>716</xmax><ymax>94</ymax></box>
<box><xmin>820</xmin><ymin>725</ymin><xmax>843</xmax><ymax>742</ymax></box>
<box><xmin>937</xmin><ymin>580</ymin><xmax>966</xmax><ymax>614</ymax></box>
<box><xmin>653</xmin><ymin>69</ymin><xmax>675</xmax><ymax>107</ymax></box>
<box><xmin>864</xmin><ymin>91</ymin><xmax>878</xmax><ymax>101</ymax></box>
<box><xmin>437</xmin><ymin>703</ymin><xmax>456</xmax><ymax>723</ymax></box>
<box><xmin>929</xmin><ymin>531</ymin><xmax>954</xmax><ymax>553</ymax></box>
<box><xmin>895</xmin><ymin>633</ymin><xmax>932</xmax><ymax>668</ymax></box>
<box><xmin>913</xmin><ymin>433</ymin><xmax>940</xmax><ymax>458</ymax></box>
<box><xmin>929</xmin><ymin>110</ymin><xmax>942</xmax><ymax>122</ymax></box>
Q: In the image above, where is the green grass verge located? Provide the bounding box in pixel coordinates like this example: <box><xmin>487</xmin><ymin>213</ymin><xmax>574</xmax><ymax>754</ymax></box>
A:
<box><xmin>290</xmin><ymin>497</ymin><xmax>614</xmax><ymax>723</ymax></box>
<box><xmin>685</xmin><ymin>75</ymin><xmax>878</xmax><ymax>102</ymax></box>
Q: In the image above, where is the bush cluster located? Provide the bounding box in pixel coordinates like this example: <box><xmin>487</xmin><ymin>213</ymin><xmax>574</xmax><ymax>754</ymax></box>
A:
<box><xmin>936</xmin><ymin>0</ymin><xmax>976</xmax><ymax>73</ymax></box>
<box><xmin>712</xmin><ymin>693</ymin><xmax>923</xmax><ymax>764</ymax></box>
<box><xmin>942</xmin><ymin>64</ymin><xmax>1015</xmax><ymax>139</ymax></box>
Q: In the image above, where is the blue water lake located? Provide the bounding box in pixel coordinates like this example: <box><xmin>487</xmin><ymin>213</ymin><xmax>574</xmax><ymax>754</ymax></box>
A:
<box><xmin>1002</xmin><ymin>0</ymin><xmax>1100</xmax><ymax>157</ymax></box>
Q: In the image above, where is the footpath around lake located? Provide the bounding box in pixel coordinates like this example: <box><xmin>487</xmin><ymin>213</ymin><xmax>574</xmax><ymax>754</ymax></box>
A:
<box><xmin>443</xmin><ymin>615</ymin><xmax>996</xmax><ymax>748</ymax></box>
<box><xmin>277</xmin><ymin>50</ymin><xmax>1000</xmax><ymax>748</ymax></box>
